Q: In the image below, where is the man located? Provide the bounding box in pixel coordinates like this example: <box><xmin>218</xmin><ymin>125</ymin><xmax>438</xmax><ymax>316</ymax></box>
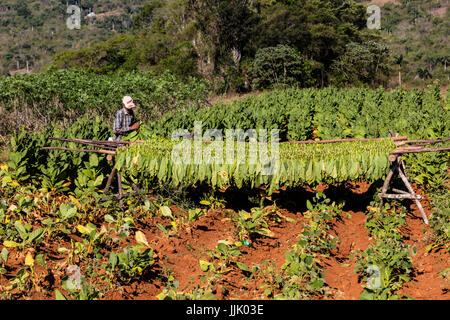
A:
<box><xmin>113</xmin><ymin>96</ymin><xmax>141</xmax><ymax>140</ymax></box>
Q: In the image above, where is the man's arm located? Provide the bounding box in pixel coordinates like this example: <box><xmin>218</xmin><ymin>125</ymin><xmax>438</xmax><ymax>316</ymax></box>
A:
<box><xmin>129</xmin><ymin>122</ymin><xmax>140</xmax><ymax>131</ymax></box>
<box><xmin>128</xmin><ymin>110</ymin><xmax>140</xmax><ymax>131</ymax></box>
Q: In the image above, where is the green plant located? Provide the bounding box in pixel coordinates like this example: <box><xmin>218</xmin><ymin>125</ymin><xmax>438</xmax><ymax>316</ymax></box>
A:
<box><xmin>353</xmin><ymin>205</ymin><xmax>415</xmax><ymax>300</ymax></box>
<box><xmin>75</xmin><ymin>223</ymin><xmax>109</xmax><ymax>256</ymax></box>
<box><xmin>60</xmin><ymin>280</ymin><xmax>103</xmax><ymax>301</ymax></box>
<box><xmin>276</xmin><ymin>249</ymin><xmax>326</xmax><ymax>299</ymax></box>
<box><xmin>199</xmin><ymin>192</ymin><xmax>226</xmax><ymax>210</ymax></box>
<box><xmin>426</xmin><ymin>187</ymin><xmax>450</xmax><ymax>253</ymax></box>
<box><xmin>258</xmin><ymin>260</ymin><xmax>284</xmax><ymax>298</ymax></box>
<box><xmin>200</xmin><ymin>240</ymin><xmax>249</xmax><ymax>274</ymax></box>
<box><xmin>156</xmin><ymin>280</ymin><xmax>217</xmax><ymax>300</ymax></box>
<box><xmin>0</xmin><ymin>248</ymin><xmax>9</xmax><ymax>275</ymax></box>
<box><xmin>2</xmin><ymin>268</ymin><xmax>31</xmax><ymax>296</ymax></box>
<box><xmin>74</xmin><ymin>153</ymin><xmax>105</xmax><ymax>198</ymax></box>
<box><xmin>57</xmin><ymin>202</ymin><xmax>78</xmax><ymax>221</ymax></box>
<box><xmin>364</xmin><ymin>205</ymin><xmax>407</xmax><ymax>242</ymax></box>
<box><xmin>107</xmin><ymin>245</ymin><xmax>155</xmax><ymax>282</ymax></box>
<box><xmin>188</xmin><ymin>208</ymin><xmax>206</xmax><ymax>223</ymax></box>
<box><xmin>232</xmin><ymin>208</ymin><xmax>274</xmax><ymax>242</ymax></box>
<box><xmin>39</xmin><ymin>151</ymin><xmax>71</xmax><ymax>193</ymax></box>
<box><xmin>249</xmin><ymin>44</ymin><xmax>315</xmax><ymax>90</ymax></box>
<box><xmin>154</xmin><ymin>205</ymin><xmax>185</xmax><ymax>238</ymax></box>
<box><xmin>2</xmin><ymin>221</ymin><xmax>45</xmax><ymax>250</ymax></box>
<box><xmin>354</xmin><ymin>238</ymin><xmax>414</xmax><ymax>300</ymax></box>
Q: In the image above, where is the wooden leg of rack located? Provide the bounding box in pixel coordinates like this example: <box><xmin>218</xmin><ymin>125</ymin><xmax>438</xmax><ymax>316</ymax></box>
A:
<box><xmin>397</xmin><ymin>165</ymin><xmax>429</xmax><ymax>225</ymax></box>
<box><xmin>379</xmin><ymin>162</ymin><xmax>397</xmax><ymax>210</ymax></box>
<box><xmin>104</xmin><ymin>168</ymin><xmax>116</xmax><ymax>194</ymax></box>
<box><xmin>117</xmin><ymin>173</ymin><xmax>124</xmax><ymax>212</ymax></box>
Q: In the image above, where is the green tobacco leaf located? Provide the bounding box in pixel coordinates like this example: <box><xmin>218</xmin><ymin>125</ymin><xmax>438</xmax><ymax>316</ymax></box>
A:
<box><xmin>359</xmin><ymin>291</ymin><xmax>375</xmax><ymax>300</ymax></box>
<box><xmin>159</xmin><ymin>206</ymin><xmax>173</xmax><ymax>218</ymax></box>
<box><xmin>199</xmin><ymin>259</ymin><xmax>212</xmax><ymax>272</ymax></box>
<box><xmin>35</xmin><ymin>253</ymin><xmax>47</xmax><ymax>268</ymax></box>
<box><xmin>55</xmin><ymin>289</ymin><xmax>67</xmax><ymax>300</ymax></box>
<box><xmin>14</xmin><ymin>221</ymin><xmax>28</xmax><ymax>241</ymax></box>
<box><xmin>28</xmin><ymin>228</ymin><xmax>45</xmax><ymax>243</ymax></box>
<box><xmin>1</xmin><ymin>248</ymin><xmax>8</xmax><ymax>263</ymax></box>
<box><xmin>236</xmin><ymin>262</ymin><xmax>249</xmax><ymax>272</ymax></box>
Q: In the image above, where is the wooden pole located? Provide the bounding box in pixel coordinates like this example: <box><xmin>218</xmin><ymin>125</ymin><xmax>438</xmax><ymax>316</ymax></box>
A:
<box><xmin>48</xmin><ymin>138</ymin><xmax>117</xmax><ymax>150</ymax></box>
<box><xmin>49</xmin><ymin>137</ymin><xmax>132</xmax><ymax>147</ymax></box>
<box><xmin>286</xmin><ymin>136</ymin><xmax>408</xmax><ymax>145</ymax></box>
<box><xmin>390</xmin><ymin>146</ymin><xmax>450</xmax><ymax>155</ymax></box>
<box><xmin>104</xmin><ymin>168</ymin><xmax>116</xmax><ymax>194</ymax></box>
<box><xmin>42</xmin><ymin>147</ymin><xmax>116</xmax><ymax>155</ymax></box>
<box><xmin>397</xmin><ymin>164</ymin><xmax>429</xmax><ymax>225</ymax></box>
<box><xmin>378</xmin><ymin>159</ymin><xmax>397</xmax><ymax>210</ymax></box>
<box><xmin>48</xmin><ymin>137</ymin><xmax>142</xmax><ymax>147</ymax></box>
<box><xmin>378</xmin><ymin>193</ymin><xmax>423</xmax><ymax>200</ymax></box>
<box><xmin>396</xmin><ymin>137</ymin><xmax>450</xmax><ymax>146</ymax></box>
<box><xmin>117</xmin><ymin>173</ymin><xmax>124</xmax><ymax>211</ymax></box>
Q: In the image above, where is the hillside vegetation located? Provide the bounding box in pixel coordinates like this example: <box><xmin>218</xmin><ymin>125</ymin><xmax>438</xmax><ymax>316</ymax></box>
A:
<box><xmin>0</xmin><ymin>0</ymin><xmax>146</xmax><ymax>75</ymax></box>
<box><xmin>365</xmin><ymin>0</ymin><xmax>449</xmax><ymax>87</ymax></box>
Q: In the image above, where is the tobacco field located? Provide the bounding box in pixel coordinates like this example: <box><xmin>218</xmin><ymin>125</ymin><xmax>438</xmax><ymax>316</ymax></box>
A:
<box><xmin>0</xmin><ymin>85</ymin><xmax>449</xmax><ymax>300</ymax></box>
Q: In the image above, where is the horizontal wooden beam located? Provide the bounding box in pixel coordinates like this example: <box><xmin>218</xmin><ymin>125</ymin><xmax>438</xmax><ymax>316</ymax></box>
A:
<box><xmin>396</xmin><ymin>137</ymin><xmax>450</xmax><ymax>146</ymax></box>
<box><xmin>378</xmin><ymin>193</ymin><xmax>422</xmax><ymax>200</ymax></box>
<box><xmin>42</xmin><ymin>146</ymin><xmax>116</xmax><ymax>155</ymax></box>
<box><xmin>287</xmin><ymin>136</ymin><xmax>407</xmax><ymax>145</ymax></box>
<box><xmin>390</xmin><ymin>146</ymin><xmax>450</xmax><ymax>155</ymax></box>
<box><xmin>391</xmin><ymin>188</ymin><xmax>409</xmax><ymax>195</ymax></box>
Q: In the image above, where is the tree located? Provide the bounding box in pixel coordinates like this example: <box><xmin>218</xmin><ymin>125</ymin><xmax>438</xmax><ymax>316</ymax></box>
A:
<box><xmin>187</xmin><ymin>0</ymin><xmax>258</xmax><ymax>83</ymax></box>
<box><xmin>16</xmin><ymin>1</ymin><xmax>31</xmax><ymax>18</ymax></box>
<box><xmin>249</xmin><ymin>0</ymin><xmax>368</xmax><ymax>86</ymax></box>
<box><xmin>331</xmin><ymin>41</ymin><xmax>391</xmax><ymax>87</ymax></box>
<box><xmin>132</xmin><ymin>0</ymin><xmax>165</xmax><ymax>30</ymax></box>
<box><xmin>417</xmin><ymin>67</ymin><xmax>432</xmax><ymax>80</ymax></box>
<box><xmin>393</xmin><ymin>54</ymin><xmax>404</xmax><ymax>87</ymax></box>
<box><xmin>249</xmin><ymin>45</ymin><xmax>315</xmax><ymax>89</ymax></box>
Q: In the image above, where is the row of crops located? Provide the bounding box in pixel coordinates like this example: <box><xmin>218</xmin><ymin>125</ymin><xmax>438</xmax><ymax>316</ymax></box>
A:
<box><xmin>140</xmin><ymin>84</ymin><xmax>449</xmax><ymax>142</ymax></box>
<box><xmin>121</xmin><ymin>84</ymin><xmax>448</xmax><ymax>192</ymax></box>
<box><xmin>0</xmin><ymin>70</ymin><xmax>447</xmax><ymax>144</ymax></box>
<box><xmin>4</xmin><ymin>84</ymin><xmax>449</xmax><ymax>195</ymax></box>
<box><xmin>0</xmin><ymin>69</ymin><xmax>209</xmax><ymax>125</ymax></box>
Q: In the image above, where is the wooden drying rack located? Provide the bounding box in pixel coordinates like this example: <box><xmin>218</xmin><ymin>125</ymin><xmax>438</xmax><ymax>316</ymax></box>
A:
<box><xmin>42</xmin><ymin>134</ymin><xmax>450</xmax><ymax>222</ymax></box>
<box><xmin>43</xmin><ymin>137</ymin><xmax>147</xmax><ymax>210</ymax></box>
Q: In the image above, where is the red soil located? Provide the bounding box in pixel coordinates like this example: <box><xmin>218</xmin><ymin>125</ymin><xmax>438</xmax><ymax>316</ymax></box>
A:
<box><xmin>0</xmin><ymin>182</ymin><xmax>448</xmax><ymax>300</ymax></box>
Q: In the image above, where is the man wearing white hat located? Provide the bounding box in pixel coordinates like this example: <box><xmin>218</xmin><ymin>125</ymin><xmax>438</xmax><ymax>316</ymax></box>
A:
<box><xmin>113</xmin><ymin>96</ymin><xmax>140</xmax><ymax>140</ymax></box>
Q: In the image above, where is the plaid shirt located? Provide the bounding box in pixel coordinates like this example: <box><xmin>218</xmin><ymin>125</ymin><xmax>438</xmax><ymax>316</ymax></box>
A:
<box><xmin>113</xmin><ymin>108</ymin><xmax>136</xmax><ymax>140</ymax></box>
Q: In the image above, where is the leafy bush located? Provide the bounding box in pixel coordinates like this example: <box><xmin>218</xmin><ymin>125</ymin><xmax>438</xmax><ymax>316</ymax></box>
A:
<box><xmin>5</xmin><ymin>115</ymin><xmax>111</xmax><ymax>195</ymax></box>
<box><xmin>249</xmin><ymin>45</ymin><xmax>315</xmax><ymax>90</ymax></box>
<box><xmin>107</xmin><ymin>245</ymin><xmax>155</xmax><ymax>282</ymax></box>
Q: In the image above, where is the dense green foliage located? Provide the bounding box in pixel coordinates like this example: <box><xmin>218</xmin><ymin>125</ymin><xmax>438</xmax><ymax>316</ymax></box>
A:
<box><xmin>48</xmin><ymin>0</ymin><xmax>384</xmax><ymax>91</ymax></box>
<box><xmin>4</xmin><ymin>116</ymin><xmax>112</xmax><ymax>197</ymax></box>
<box><xmin>331</xmin><ymin>41</ymin><xmax>391</xmax><ymax>87</ymax></box>
<box><xmin>1</xmin><ymin>0</ymin><xmax>448</xmax><ymax>91</ymax></box>
<box><xmin>0</xmin><ymin>69</ymin><xmax>209</xmax><ymax>142</ymax></box>
<box><xmin>140</xmin><ymin>84</ymin><xmax>449</xmax><ymax>142</ymax></box>
<box><xmin>3</xmin><ymin>84</ymin><xmax>448</xmax><ymax>193</ymax></box>
<box><xmin>249</xmin><ymin>45</ymin><xmax>316</xmax><ymax>89</ymax></box>
<box><xmin>355</xmin><ymin>206</ymin><xmax>414</xmax><ymax>300</ymax></box>
<box><xmin>0</xmin><ymin>69</ymin><xmax>208</xmax><ymax>119</ymax></box>
<box><xmin>370</xmin><ymin>0</ymin><xmax>449</xmax><ymax>86</ymax></box>
<box><xmin>0</xmin><ymin>0</ymin><xmax>147</xmax><ymax>75</ymax></box>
